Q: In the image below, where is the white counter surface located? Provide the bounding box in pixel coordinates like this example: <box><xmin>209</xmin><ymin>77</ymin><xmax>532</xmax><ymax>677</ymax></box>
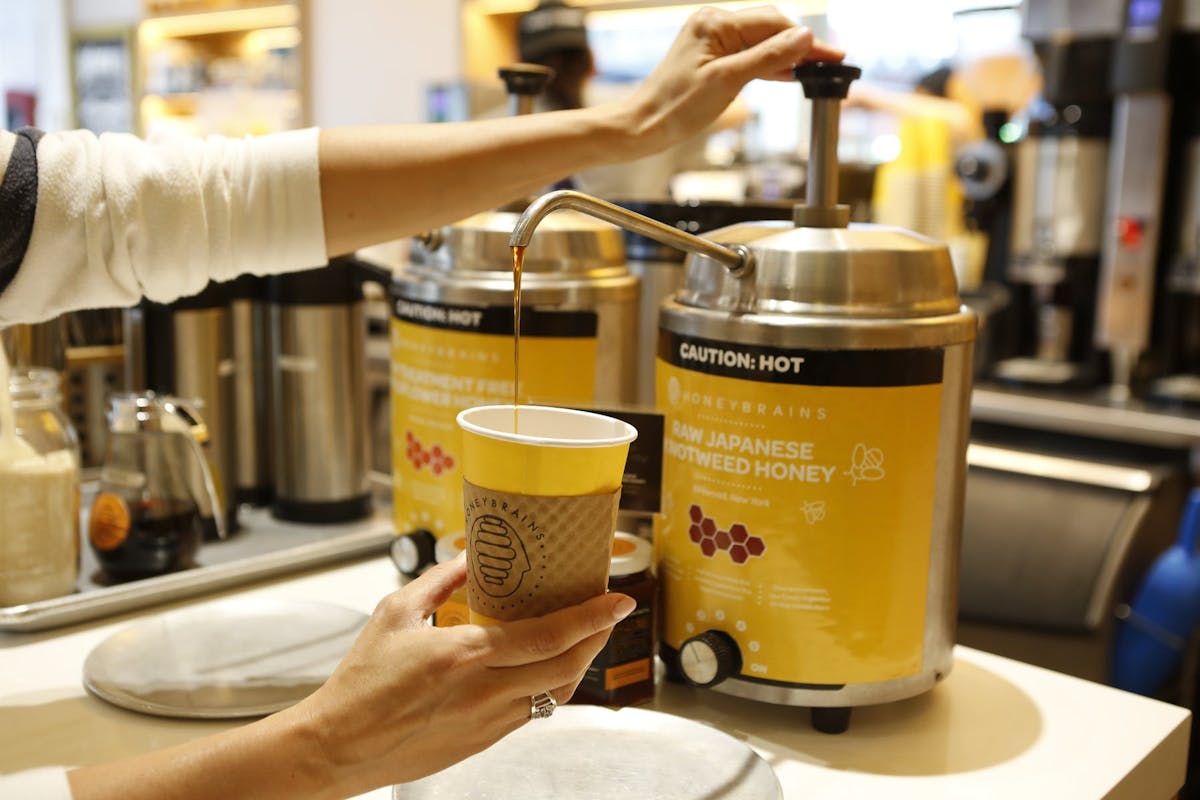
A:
<box><xmin>0</xmin><ymin>555</ymin><xmax>1191</xmax><ymax>799</ymax></box>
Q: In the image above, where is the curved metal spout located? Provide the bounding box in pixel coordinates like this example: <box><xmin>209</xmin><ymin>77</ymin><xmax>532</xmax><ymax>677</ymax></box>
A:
<box><xmin>510</xmin><ymin>190</ymin><xmax>753</xmax><ymax>278</ymax></box>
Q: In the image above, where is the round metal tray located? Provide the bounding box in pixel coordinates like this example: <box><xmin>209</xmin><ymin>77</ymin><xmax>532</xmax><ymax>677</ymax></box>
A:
<box><xmin>393</xmin><ymin>704</ymin><xmax>781</xmax><ymax>799</ymax></box>
<box><xmin>83</xmin><ymin>598</ymin><xmax>366</xmax><ymax>719</ymax></box>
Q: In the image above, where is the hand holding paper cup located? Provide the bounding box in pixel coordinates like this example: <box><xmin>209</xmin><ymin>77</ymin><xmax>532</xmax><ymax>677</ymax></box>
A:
<box><xmin>456</xmin><ymin>405</ymin><xmax>637</xmax><ymax>625</ymax></box>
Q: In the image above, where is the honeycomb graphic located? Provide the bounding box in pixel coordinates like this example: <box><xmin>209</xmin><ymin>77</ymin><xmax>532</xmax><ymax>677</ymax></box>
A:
<box><xmin>405</xmin><ymin>430</ymin><xmax>456</xmax><ymax>476</ymax></box>
<box><xmin>686</xmin><ymin>504</ymin><xmax>766</xmax><ymax>564</ymax></box>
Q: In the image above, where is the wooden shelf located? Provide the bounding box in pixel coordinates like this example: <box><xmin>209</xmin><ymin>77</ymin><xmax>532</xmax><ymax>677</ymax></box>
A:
<box><xmin>137</xmin><ymin>0</ymin><xmax>307</xmax><ymax>135</ymax></box>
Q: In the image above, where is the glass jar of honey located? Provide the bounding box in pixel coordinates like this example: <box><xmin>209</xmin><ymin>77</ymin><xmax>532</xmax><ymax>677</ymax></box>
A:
<box><xmin>571</xmin><ymin>531</ymin><xmax>657</xmax><ymax>706</ymax></box>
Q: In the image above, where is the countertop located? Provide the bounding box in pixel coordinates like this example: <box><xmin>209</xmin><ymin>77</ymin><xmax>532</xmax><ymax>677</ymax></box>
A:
<box><xmin>0</xmin><ymin>555</ymin><xmax>1191</xmax><ymax>800</ymax></box>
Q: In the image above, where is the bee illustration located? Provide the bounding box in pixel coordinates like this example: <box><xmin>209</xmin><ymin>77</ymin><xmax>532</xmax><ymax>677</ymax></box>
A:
<box><xmin>846</xmin><ymin>443</ymin><xmax>886</xmax><ymax>485</ymax></box>
<box><xmin>801</xmin><ymin>500</ymin><xmax>826</xmax><ymax>525</ymax></box>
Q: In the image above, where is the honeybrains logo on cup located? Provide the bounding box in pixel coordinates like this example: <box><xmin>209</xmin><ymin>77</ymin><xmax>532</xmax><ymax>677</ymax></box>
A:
<box><xmin>469</xmin><ymin>514</ymin><xmax>532</xmax><ymax>598</ymax></box>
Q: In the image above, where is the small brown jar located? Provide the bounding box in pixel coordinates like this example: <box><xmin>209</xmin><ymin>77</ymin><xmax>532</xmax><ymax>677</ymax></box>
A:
<box><xmin>571</xmin><ymin>532</ymin><xmax>657</xmax><ymax>706</ymax></box>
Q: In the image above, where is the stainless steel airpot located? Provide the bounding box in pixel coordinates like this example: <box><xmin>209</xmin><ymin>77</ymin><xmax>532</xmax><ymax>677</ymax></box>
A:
<box><xmin>511</xmin><ymin>62</ymin><xmax>976</xmax><ymax>734</ymax></box>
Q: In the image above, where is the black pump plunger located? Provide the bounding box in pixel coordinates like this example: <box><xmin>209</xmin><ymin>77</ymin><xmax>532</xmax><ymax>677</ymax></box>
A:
<box><xmin>499</xmin><ymin>63</ymin><xmax>556</xmax><ymax>116</ymax></box>
<box><xmin>792</xmin><ymin>62</ymin><xmax>862</xmax><ymax>228</ymax></box>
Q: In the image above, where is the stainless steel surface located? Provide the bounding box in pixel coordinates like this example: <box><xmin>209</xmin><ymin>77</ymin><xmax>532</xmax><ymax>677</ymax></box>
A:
<box><xmin>510</xmin><ymin>190</ymin><xmax>753</xmax><ymax>277</ymax></box>
<box><xmin>230</xmin><ymin>296</ymin><xmax>272</xmax><ymax>500</ymax></box>
<box><xmin>271</xmin><ymin>303</ymin><xmax>369</xmax><ymax>503</ymax></box>
<box><xmin>680</xmin><ymin>638</ymin><xmax>720</xmax><ymax>685</ymax></box>
<box><xmin>172</xmin><ymin>308</ymin><xmax>235</xmax><ymax>526</ymax></box>
<box><xmin>399</xmin><ymin>212</ymin><xmax>641</xmax><ymax>406</ymax></box>
<box><xmin>83</xmin><ymin>598</ymin><xmax>366</xmax><ymax>718</ymax></box>
<box><xmin>1170</xmin><ymin>139</ymin><xmax>1200</xmax><ymax>291</ymax></box>
<box><xmin>1096</xmin><ymin>93</ymin><xmax>1171</xmax><ymax>378</ymax></box>
<box><xmin>0</xmin><ymin>320</ymin><xmax>65</xmax><ymax>371</ymax></box>
<box><xmin>393</xmin><ymin>705</ymin><xmax>781</xmax><ymax>800</ymax></box>
<box><xmin>806</xmin><ymin>97</ymin><xmax>840</xmax><ymax>210</ymax></box>
<box><xmin>1010</xmin><ymin>137</ymin><xmax>1109</xmax><ymax>271</ymax></box>
<box><xmin>509</xmin><ymin>94</ymin><xmax>534</xmax><ymax>116</ymax></box>
<box><xmin>0</xmin><ymin>500</ymin><xmax>394</xmax><ymax>633</ymax></box>
<box><xmin>972</xmin><ymin>384</ymin><xmax>1200</xmax><ymax>447</ymax></box>
<box><xmin>121</xmin><ymin>307</ymin><xmax>145</xmax><ymax>390</ymax></box>
<box><xmin>630</xmin><ymin>256</ymin><xmax>684</xmax><ymax>406</ymax></box>
<box><xmin>419</xmin><ymin>207</ymin><xmax>625</xmax><ymax>274</ymax></box>
<box><xmin>674</xmin><ymin>222</ymin><xmax>969</xmax><ymax>328</ymax></box>
<box><xmin>968</xmin><ymin>443</ymin><xmax>1159</xmax><ymax>493</ymax></box>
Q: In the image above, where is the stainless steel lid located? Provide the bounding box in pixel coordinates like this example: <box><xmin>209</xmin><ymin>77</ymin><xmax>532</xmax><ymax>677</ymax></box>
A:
<box><xmin>393</xmin><ymin>705</ymin><xmax>780</xmax><ymax>799</ymax></box>
<box><xmin>414</xmin><ymin>209</ymin><xmax>625</xmax><ymax>275</ymax></box>
<box><xmin>684</xmin><ymin>220</ymin><xmax>962</xmax><ymax>318</ymax></box>
<box><xmin>82</xmin><ymin>598</ymin><xmax>366</xmax><ymax>719</ymax></box>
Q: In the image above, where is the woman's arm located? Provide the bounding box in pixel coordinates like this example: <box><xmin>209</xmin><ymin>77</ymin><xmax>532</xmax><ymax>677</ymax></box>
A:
<box><xmin>0</xmin><ymin>5</ymin><xmax>840</xmax><ymax>325</ymax></box>
<box><xmin>66</xmin><ymin>556</ymin><xmax>637</xmax><ymax>800</ymax></box>
<box><xmin>320</xmin><ymin>7</ymin><xmax>842</xmax><ymax>256</ymax></box>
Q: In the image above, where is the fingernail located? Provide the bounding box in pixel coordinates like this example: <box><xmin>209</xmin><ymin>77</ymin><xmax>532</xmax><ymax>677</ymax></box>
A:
<box><xmin>789</xmin><ymin>26</ymin><xmax>811</xmax><ymax>44</ymax></box>
<box><xmin>611</xmin><ymin>594</ymin><xmax>637</xmax><ymax>621</ymax></box>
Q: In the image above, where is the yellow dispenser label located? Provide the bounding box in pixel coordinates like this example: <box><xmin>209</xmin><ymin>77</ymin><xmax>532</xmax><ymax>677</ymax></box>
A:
<box><xmin>656</xmin><ymin>331</ymin><xmax>944</xmax><ymax>686</ymax></box>
<box><xmin>390</xmin><ymin>298</ymin><xmax>598</xmax><ymax>541</ymax></box>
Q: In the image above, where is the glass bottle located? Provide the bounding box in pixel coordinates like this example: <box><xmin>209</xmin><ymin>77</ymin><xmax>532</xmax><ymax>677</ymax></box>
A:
<box><xmin>88</xmin><ymin>393</ymin><xmax>222</xmax><ymax>581</ymax></box>
<box><xmin>571</xmin><ymin>532</ymin><xmax>658</xmax><ymax>706</ymax></box>
<box><xmin>0</xmin><ymin>369</ymin><xmax>82</xmax><ymax>605</ymax></box>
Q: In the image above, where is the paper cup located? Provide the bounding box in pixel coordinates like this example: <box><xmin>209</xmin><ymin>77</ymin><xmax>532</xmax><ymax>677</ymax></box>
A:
<box><xmin>456</xmin><ymin>405</ymin><xmax>637</xmax><ymax>624</ymax></box>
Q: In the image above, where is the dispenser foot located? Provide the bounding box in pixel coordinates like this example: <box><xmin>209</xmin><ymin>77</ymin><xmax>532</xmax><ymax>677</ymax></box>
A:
<box><xmin>811</xmin><ymin>706</ymin><xmax>852</xmax><ymax>734</ymax></box>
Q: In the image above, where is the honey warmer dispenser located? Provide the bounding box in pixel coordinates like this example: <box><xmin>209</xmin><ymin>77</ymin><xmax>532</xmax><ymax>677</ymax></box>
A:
<box><xmin>388</xmin><ymin>64</ymin><xmax>640</xmax><ymax>572</ymax></box>
<box><xmin>511</xmin><ymin>63</ymin><xmax>976</xmax><ymax>733</ymax></box>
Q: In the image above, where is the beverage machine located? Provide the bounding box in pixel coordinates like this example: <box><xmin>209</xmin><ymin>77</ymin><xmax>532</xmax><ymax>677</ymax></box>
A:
<box><xmin>957</xmin><ymin>0</ymin><xmax>1200</xmax><ymax>716</ymax></box>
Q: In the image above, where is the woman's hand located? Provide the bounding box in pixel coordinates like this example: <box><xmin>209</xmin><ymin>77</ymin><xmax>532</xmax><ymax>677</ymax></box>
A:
<box><xmin>68</xmin><ymin>556</ymin><xmax>633</xmax><ymax>800</ymax></box>
<box><xmin>281</xmin><ymin>554</ymin><xmax>635</xmax><ymax>797</ymax></box>
<box><xmin>622</xmin><ymin>6</ymin><xmax>844</xmax><ymax>154</ymax></box>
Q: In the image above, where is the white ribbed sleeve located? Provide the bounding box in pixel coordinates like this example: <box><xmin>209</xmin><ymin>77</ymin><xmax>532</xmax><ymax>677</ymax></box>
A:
<box><xmin>0</xmin><ymin>127</ymin><xmax>326</xmax><ymax>326</ymax></box>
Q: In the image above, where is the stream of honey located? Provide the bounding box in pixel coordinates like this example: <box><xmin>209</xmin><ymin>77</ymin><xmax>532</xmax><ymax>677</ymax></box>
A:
<box><xmin>511</xmin><ymin>244</ymin><xmax>526</xmax><ymax>433</ymax></box>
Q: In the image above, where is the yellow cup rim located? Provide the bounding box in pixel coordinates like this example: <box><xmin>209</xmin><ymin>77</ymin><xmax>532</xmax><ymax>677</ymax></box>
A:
<box><xmin>456</xmin><ymin>404</ymin><xmax>637</xmax><ymax>449</ymax></box>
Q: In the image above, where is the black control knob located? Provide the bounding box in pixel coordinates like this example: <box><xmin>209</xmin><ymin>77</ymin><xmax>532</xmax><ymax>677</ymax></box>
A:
<box><xmin>498</xmin><ymin>63</ymin><xmax>556</xmax><ymax>97</ymax></box>
<box><xmin>390</xmin><ymin>529</ymin><xmax>437</xmax><ymax>579</ymax></box>
<box><xmin>792</xmin><ymin>61</ymin><xmax>862</xmax><ymax>99</ymax></box>
<box><xmin>679</xmin><ymin>630</ymin><xmax>742</xmax><ymax>688</ymax></box>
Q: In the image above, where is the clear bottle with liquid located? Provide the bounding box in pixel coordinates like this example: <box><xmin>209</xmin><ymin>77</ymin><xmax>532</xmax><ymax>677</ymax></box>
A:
<box><xmin>0</xmin><ymin>369</ymin><xmax>82</xmax><ymax>605</ymax></box>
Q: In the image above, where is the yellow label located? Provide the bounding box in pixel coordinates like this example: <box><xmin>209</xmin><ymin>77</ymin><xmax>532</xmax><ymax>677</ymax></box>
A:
<box><xmin>606</xmin><ymin>659</ymin><xmax>652</xmax><ymax>690</ymax></box>
<box><xmin>390</xmin><ymin>304</ymin><xmax>598</xmax><ymax>543</ymax></box>
<box><xmin>655</xmin><ymin>337</ymin><xmax>944</xmax><ymax>686</ymax></box>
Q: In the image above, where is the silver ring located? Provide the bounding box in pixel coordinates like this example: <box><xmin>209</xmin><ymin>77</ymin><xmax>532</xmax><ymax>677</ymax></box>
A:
<box><xmin>529</xmin><ymin>691</ymin><xmax>557</xmax><ymax>720</ymax></box>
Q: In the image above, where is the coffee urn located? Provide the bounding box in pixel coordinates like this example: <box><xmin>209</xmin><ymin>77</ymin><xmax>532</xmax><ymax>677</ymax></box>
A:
<box><xmin>511</xmin><ymin>63</ymin><xmax>976</xmax><ymax>733</ymax></box>
<box><xmin>267</xmin><ymin>259</ymin><xmax>371</xmax><ymax>523</ymax></box>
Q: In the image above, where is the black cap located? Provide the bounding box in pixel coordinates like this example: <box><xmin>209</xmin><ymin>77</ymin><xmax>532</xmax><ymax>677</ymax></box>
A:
<box><xmin>793</xmin><ymin>62</ymin><xmax>862</xmax><ymax>99</ymax></box>
<box><xmin>519</xmin><ymin>1</ymin><xmax>588</xmax><ymax>62</ymax></box>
